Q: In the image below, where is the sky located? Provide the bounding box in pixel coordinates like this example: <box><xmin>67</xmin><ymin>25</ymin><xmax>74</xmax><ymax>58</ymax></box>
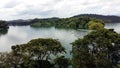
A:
<box><xmin>0</xmin><ymin>0</ymin><xmax>120</xmax><ymax>20</ymax></box>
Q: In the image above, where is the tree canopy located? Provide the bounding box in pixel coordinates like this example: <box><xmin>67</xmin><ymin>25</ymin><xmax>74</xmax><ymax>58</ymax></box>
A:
<box><xmin>87</xmin><ymin>19</ymin><xmax>104</xmax><ymax>30</ymax></box>
<box><xmin>0</xmin><ymin>20</ymin><xmax>9</xmax><ymax>29</ymax></box>
<box><xmin>11</xmin><ymin>38</ymin><xmax>66</xmax><ymax>68</ymax></box>
<box><xmin>0</xmin><ymin>20</ymin><xmax>9</xmax><ymax>36</ymax></box>
<box><xmin>30</xmin><ymin>16</ymin><xmax>105</xmax><ymax>30</ymax></box>
<box><xmin>72</xmin><ymin>29</ymin><xmax>120</xmax><ymax>68</ymax></box>
<box><xmin>54</xmin><ymin>56</ymin><xmax>70</xmax><ymax>68</ymax></box>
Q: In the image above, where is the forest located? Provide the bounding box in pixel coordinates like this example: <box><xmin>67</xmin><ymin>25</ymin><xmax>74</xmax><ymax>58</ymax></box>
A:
<box><xmin>30</xmin><ymin>16</ymin><xmax>104</xmax><ymax>30</ymax></box>
<box><xmin>6</xmin><ymin>14</ymin><xmax>120</xmax><ymax>26</ymax></box>
<box><xmin>5</xmin><ymin>15</ymin><xmax>105</xmax><ymax>30</ymax></box>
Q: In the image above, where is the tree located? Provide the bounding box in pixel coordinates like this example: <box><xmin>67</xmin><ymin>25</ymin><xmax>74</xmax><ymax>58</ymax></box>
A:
<box><xmin>11</xmin><ymin>38</ymin><xmax>66</xmax><ymax>68</ymax></box>
<box><xmin>30</xmin><ymin>16</ymin><xmax>91</xmax><ymax>29</ymax></box>
<box><xmin>54</xmin><ymin>56</ymin><xmax>70</xmax><ymax>68</ymax></box>
<box><xmin>0</xmin><ymin>52</ymin><xmax>23</xmax><ymax>68</ymax></box>
<box><xmin>71</xmin><ymin>29</ymin><xmax>120</xmax><ymax>68</ymax></box>
<box><xmin>87</xmin><ymin>20</ymin><xmax>104</xmax><ymax>30</ymax></box>
<box><xmin>0</xmin><ymin>20</ymin><xmax>9</xmax><ymax>29</ymax></box>
<box><xmin>0</xmin><ymin>20</ymin><xmax>9</xmax><ymax>36</ymax></box>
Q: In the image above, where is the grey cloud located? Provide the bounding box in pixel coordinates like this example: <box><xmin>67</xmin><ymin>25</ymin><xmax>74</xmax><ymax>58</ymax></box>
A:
<box><xmin>4</xmin><ymin>0</ymin><xmax>21</xmax><ymax>8</ymax></box>
<box><xmin>16</xmin><ymin>7</ymin><xmax>55</xmax><ymax>17</ymax></box>
<box><xmin>0</xmin><ymin>0</ymin><xmax>120</xmax><ymax>20</ymax></box>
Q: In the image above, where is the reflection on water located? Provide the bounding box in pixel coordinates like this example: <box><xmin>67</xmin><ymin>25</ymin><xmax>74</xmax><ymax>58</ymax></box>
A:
<box><xmin>0</xmin><ymin>23</ymin><xmax>119</xmax><ymax>57</ymax></box>
<box><xmin>0</xmin><ymin>29</ymin><xmax>8</xmax><ymax>36</ymax></box>
<box><xmin>0</xmin><ymin>26</ymin><xmax>89</xmax><ymax>55</ymax></box>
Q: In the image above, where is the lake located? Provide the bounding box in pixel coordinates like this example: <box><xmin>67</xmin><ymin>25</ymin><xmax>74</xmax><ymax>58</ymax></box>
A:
<box><xmin>105</xmin><ymin>23</ymin><xmax>120</xmax><ymax>33</ymax></box>
<box><xmin>0</xmin><ymin>26</ymin><xmax>90</xmax><ymax>57</ymax></box>
<box><xmin>0</xmin><ymin>23</ymin><xmax>120</xmax><ymax>57</ymax></box>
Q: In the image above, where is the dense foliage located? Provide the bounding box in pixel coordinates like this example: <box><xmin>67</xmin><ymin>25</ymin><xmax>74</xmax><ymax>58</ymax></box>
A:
<box><xmin>0</xmin><ymin>29</ymin><xmax>8</xmax><ymax>36</ymax></box>
<box><xmin>54</xmin><ymin>56</ymin><xmax>70</xmax><ymax>68</ymax></box>
<box><xmin>7</xmin><ymin>14</ymin><xmax>120</xmax><ymax>26</ymax></box>
<box><xmin>30</xmin><ymin>17</ymin><xmax>104</xmax><ymax>29</ymax></box>
<box><xmin>0</xmin><ymin>20</ymin><xmax>9</xmax><ymax>36</ymax></box>
<box><xmin>87</xmin><ymin>19</ymin><xmax>104</xmax><ymax>30</ymax></box>
<box><xmin>0</xmin><ymin>38</ymin><xmax>65</xmax><ymax>68</ymax></box>
<box><xmin>0</xmin><ymin>20</ymin><xmax>9</xmax><ymax>30</ymax></box>
<box><xmin>72</xmin><ymin>29</ymin><xmax>120</xmax><ymax>68</ymax></box>
<box><xmin>74</xmin><ymin>14</ymin><xmax>120</xmax><ymax>23</ymax></box>
<box><xmin>30</xmin><ymin>18</ymin><xmax>59</xmax><ymax>27</ymax></box>
<box><xmin>12</xmin><ymin>38</ymin><xmax>65</xmax><ymax>60</ymax></box>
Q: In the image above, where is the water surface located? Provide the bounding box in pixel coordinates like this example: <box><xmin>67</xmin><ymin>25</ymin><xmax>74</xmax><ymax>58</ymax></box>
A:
<box><xmin>0</xmin><ymin>23</ymin><xmax>119</xmax><ymax>56</ymax></box>
<box><xmin>0</xmin><ymin>26</ymin><xmax>89</xmax><ymax>58</ymax></box>
<box><xmin>105</xmin><ymin>23</ymin><xmax>120</xmax><ymax>33</ymax></box>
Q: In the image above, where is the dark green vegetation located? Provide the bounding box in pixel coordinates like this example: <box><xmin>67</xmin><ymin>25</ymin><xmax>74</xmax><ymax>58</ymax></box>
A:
<box><xmin>87</xmin><ymin>19</ymin><xmax>104</xmax><ymax>30</ymax></box>
<box><xmin>0</xmin><ymin>38</ymin><xmax>66</xmax><ymax>68</ymax></box>
<box><xmin>7</xmin><ymin>19</ymin><xmax>31</xmax><ymax>26</ymax></box>
<box><xmin>0</xmin><ymin>20</ymin><xmax>9</xmax><ymax>36</ymax></box>
<box><xmin>0</xmin><ymin>29</ymin><xmax>8</xmax><ymax>36</ymax></box>
<box><xmin>72</xmin><ymin>29</ymin><xmax>120</xmax><ymax>68</ymax></box>
<box><xmin>30</xmin><ymin>17</ymin><xmax>104</xmax><ymax>30</ymax></box>
<box><xmin>74</xmin><ymin>14</ymin><xmax>120</xmax><ymax>23</ymax></box>
<box><xmin>54</xmin><ymin>56</ymin><xmax>70</xmax><ymax>68</ymax></box>
<box><xmin>6</xmin><ymin>14</ymin><xmax>120</xmax><ymax>26</ymax></box>
<box><xmin>0</xmin><ymin>20</ymin><xmax>9</xmax><ymax>30</ymax></box>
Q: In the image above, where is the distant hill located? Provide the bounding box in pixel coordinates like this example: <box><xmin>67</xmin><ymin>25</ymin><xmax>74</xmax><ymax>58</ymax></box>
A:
<box><xmin>7</xmin><ymin>18</ymin><xmax>59</xmax><ymax>26</ymax></box>
<box><xmin>7</xmin><ymin>19</ymin><xmax>31</xmax><ymax>26</ymax></box>
<box><xmin>6</xmin><ymin>14</ymin><xmax>120</xmax><ymax>26</ymax></box>
<box><xmin>73</xmin><ymin>14</ymin><xmax>120</xmax><ymax>23</ymax></box>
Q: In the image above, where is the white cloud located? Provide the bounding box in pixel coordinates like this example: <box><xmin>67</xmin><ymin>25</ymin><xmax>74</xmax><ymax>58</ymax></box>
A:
<box><xmin>0</xmin><ymin>0</ymin><xmax>119</xmax><ymax>20</ymax></box>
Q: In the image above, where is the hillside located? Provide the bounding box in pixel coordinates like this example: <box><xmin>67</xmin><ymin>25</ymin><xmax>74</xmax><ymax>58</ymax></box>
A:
<box><xmin>73</xmin><ymin>14</ymin><xmax>120</xmax><ymax>23</ymax></box>
<box><xmin>7</xmin><ymin>19</ymin><xmax>31</xmax><ymax>26</ymax></box>
<box><xmin>6</xmin><ymin>14</ymin><xmax>120</xmax><ymax>26</ymax></box>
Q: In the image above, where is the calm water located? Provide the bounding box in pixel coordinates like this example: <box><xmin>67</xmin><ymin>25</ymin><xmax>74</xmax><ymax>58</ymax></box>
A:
<box><xmin>0</xmin><ymin>23</ymin><xmax>119</xmax><ymax>57</ymax></box>
<box><xmin>0</xmin><ymin>26</ymin><xmax>90</xmax><ymax>58</ymax></box>
<box><xmin>105</xmin><ymin>23</ymin><xmax>120</xmax><ymax>33</ymax></box>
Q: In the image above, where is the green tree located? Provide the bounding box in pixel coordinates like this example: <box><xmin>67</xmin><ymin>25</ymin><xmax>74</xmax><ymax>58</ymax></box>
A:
<box><xmin>0</xmin><ymin>20</ymin><xmax>9</xmax><ymax>36</ymax></box>
<box><xmin>87</xmin><ymin>20</ymin><xmax>104</xmax><ymax>30</ymax></box>
<box><xmin>11</xmin><ymin>38</ymin><xmax>66</xmax><ymax>68</ymax></box>
<box><xmin>0</xmin><ymin>20</ymin><xmax>9</xmax><ymax>29</ymax></box>
<box><xmin>0</xmin><ymin>52</ymin><xmax>23</xmax><ymax>68</ymax></box>
<box><xmin>72</xmin><ymin>29</ymin><xmax>120</xmax><ymax>68</ymax></box>
<box><xmin>54</xmin><ymin>56</ymin><xmax>70</xmax><ymax>68</ymax></box>
<box><xmin>30</xmin><ymin>16</ymin><xmax>91</xmax><ymax>29</ymax></box>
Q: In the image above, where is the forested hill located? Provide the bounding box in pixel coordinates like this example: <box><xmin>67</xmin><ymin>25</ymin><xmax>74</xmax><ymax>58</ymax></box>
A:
<box><xmin>6</xmin><ymin>14</ymin><xmax>120</xmax><ymax>26</ymax></box>
<box><xmin>7</xmin><ymin>19</ymin><xmax>31</xmax><ymax>26</ymax></box>
<box><xmin>73</xmin><ymin>14</ymin><xmax>120</xmax><ymax>23</ymax></box>
<box><xmin>7</xmin><ymin>14</ymin><xmax>120</xmax><ymax>25</ymax></box>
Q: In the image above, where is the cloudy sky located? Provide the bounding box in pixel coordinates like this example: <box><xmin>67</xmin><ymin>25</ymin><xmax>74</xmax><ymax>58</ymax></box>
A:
<box><xmin>0</xmin><ymin>0</ymin><xmax>120</xmax><ymax>20</ymax></box>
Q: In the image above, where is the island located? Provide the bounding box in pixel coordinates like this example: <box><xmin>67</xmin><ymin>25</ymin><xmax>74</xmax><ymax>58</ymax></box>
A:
<box><xmin>6</xmin><ymin>14</ymin><xmax>120</xmax><ymax>30</ymax></box>
<box><xmin>0</xmin><ymin>20</ymin><xmax>9</xmax><ymax>35</ymax></box>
